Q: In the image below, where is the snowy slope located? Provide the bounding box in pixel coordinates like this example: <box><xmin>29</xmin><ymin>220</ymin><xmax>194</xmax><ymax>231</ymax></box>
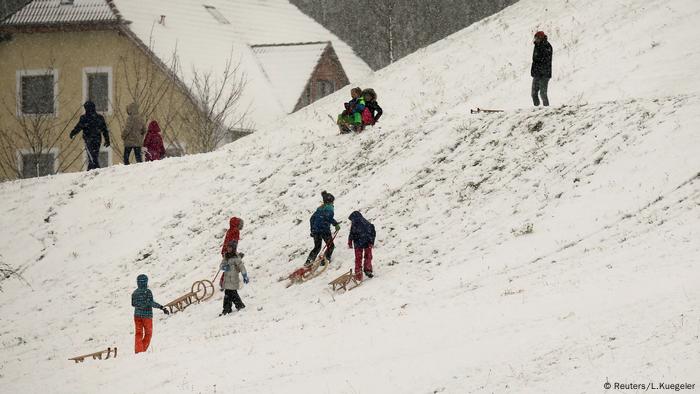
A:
<box><xmin>1</xmin><ymin>0</ymin><xmax>700</xmax><ymax>393</ymax></box>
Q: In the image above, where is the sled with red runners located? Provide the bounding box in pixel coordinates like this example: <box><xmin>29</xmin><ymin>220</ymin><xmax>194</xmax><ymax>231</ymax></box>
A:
<box><xmin>280</xmin><ymin>230</ymin><xmax>338</xmax><ymax>288</ymax></box>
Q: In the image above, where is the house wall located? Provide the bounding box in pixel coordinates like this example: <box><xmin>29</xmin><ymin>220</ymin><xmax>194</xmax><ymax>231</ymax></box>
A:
<box><xmin>294</xmin><ymin>46</ymin><xmax>350</xmax><ymax>112</ymax></box>
<box><xmin>0</xmin><ymin>28</ymin><xmax>198</xmax><ymax>181</ymax></box>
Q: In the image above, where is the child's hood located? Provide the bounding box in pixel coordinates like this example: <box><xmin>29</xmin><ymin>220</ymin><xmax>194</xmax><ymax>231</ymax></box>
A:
<box><xmin>348</xmin><ymin>211</ymin><xmax>363</xmax><ymax>222</ymax></box>
<box><xmin>229</xmin><ymin>217</ymin><xmax>243</xmax><ymax>230</ymax></box>
<box><xmin>137</xmin><ymin>274</ymin><xmax>148</xmax><ymax>289</ymax></box>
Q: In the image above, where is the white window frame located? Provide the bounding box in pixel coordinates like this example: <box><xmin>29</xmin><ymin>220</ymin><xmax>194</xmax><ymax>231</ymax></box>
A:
<box><xmin>83</xmin><ymin>146</ymin><xmax>113</xmax><ymax>169</ymax></box>
<box><xmin>82</xmin><ymin>66</ymin><xmax>113</xmax><ymax>115</ymax></box>
<box><xmin>16</xmin><ymin>68</ymin><xmax>59</xmax><ymax>117</ymax></box>
<box><xmin>16</xmin><ymin>148</ymin><xmax>60</xmax><ymax>178</ymax></box>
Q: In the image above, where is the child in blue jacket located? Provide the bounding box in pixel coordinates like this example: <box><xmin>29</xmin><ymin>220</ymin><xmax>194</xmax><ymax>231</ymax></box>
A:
<box><xmin>131</xmin><ymin>274</ymin><xmax>169</xmax><ymax>353</ymax></box>
<box><xmin>305</xmin><ymin>191</ymin><xmax>340</xmax><ymax>266</ymax></box>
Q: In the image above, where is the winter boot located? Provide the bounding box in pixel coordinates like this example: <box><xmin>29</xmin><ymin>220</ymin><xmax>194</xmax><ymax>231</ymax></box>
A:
<box><xmin>354</xmin><ymin>270</ymin><xmax>363</xmax><ymax>282</ymax></box>
<box><xmin>364</xmin><ymin>269</ymin><xmax>374</xmax><ymax>278</ymax></box>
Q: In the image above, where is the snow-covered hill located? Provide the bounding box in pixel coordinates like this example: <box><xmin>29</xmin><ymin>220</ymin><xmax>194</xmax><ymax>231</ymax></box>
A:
<box><xmin>1</xmin><ymin>0</ymin><xmax>699</xmax><ymax>393</ymax></box>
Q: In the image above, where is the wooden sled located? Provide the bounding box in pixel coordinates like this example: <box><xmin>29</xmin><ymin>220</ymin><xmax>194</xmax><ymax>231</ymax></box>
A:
<box><xmin>69</xmin><ymin>347</ymin><xmax>117</xmax><ymax>363</ymax></box>
<box><xmin>279</xmin><ymin>255</ymin><xmax>331</xmax><ymax>288</ymax></box>
<box><xmin>164</xmin><ymin>279</ymin><xmax>215</xmax><ymax>314</ymax></box>
<box><xmin>470</xmin><ymin>107</ymin><xmax>504</xmax><ymax>114</ymax></box>
<box><xmin>328</xmin><ymin>269</ymin><xmax>361</xmax><ymax>292</ymax></box>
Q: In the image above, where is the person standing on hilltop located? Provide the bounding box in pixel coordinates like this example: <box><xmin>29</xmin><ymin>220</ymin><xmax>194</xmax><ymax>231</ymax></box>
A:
<box><xmin>121</xmin><ymin>102</ymin><xmax>146</xmax><ymax>164</ymax></box>
<box><xmin>69</xmin><ymin>101</ymin><xmax>110</xmax><ymax>170</ymax></box>
<box><xmin>531</xmin><ymin>31</ymin><xmax>553</xmax><ymax>107</ymax></box>
<box><xmin>143</xmin><ymin>120</ymin><xmax>166</xmax><ymax>161</ymax></box>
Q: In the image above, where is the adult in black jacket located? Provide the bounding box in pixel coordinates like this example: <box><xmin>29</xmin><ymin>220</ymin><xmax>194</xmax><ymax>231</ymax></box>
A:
<box><xmin>531</xmin><ymin>31</ymin><xmax>553</xmax><ymax>106</ymax></box>
<box><xmin>69</xmin><ymin>101</ymin><xmax>110</xmax><ymax>170</ymax></box>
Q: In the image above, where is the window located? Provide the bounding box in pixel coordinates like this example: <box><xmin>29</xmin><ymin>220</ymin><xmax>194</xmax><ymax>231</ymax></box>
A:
<box><xmin>165</xmin><ymin>144</ymin><xmax>184</xmax><ymax>158</ymax></box>
<box><xmin>83</xmin><ymin>67</ymin><xmax>112</xmax><ymax>114</ymax></box>
<box><xmin>18</xmin><ymin>149</ymin><xmax>58</xmax><ymax>178</ymax></box>
<box><xmin>204</xmin><ymin>5</ymin><xmax>230</xmax><ymax>24</ymax></box>
<box><xmin>316</xmin><ymin>79</ymin><xmax>335</xmax><ymax>99</ymax></box>
<box><xmin>83</xmin><ymin>147</ymin><xmax>112</xmax><ymax>169</ymax></box>
<box><xmin>17</xmin><ymin>69</ymin><xmax>58</xmax><ymax>115</ymax></box>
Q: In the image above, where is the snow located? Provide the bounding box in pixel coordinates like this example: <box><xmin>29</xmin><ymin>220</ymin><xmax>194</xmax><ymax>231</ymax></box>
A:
<box><xmin>252</xmin><ymin>42</ymin><xmax>328</xmax><ymax>113</ymax></box>
<box><xmin>110</xmin><ymin>0</ymin><xmax>372</xmax><ymax>128</ymax></box>
<box><xmin>1</xmin><ymin>0</ymin><xmax>700</xmax><ymax>393</ymax></box>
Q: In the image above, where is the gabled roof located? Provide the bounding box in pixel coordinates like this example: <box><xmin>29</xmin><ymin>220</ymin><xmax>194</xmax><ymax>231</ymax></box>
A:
<box><xmin>251</xmin><ymin>42</ymin><xmax>329</xmax><ymax>113</ymax></box>
<box><xmin>1</xmin><ymin>0</ymin><xmax>119</xmax><ymax>26</ymax></box>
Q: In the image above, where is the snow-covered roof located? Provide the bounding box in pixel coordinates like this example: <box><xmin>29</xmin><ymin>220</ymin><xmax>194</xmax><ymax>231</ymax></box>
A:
<box><xmin>110</xmin><ymin>0</ymin><xmax>372</xmax><ymax>128</ymax></box>
<box><xmin>1</xmin><ymin>0</ymin><xmax>118</xmax><ymax>26</ymax></box>
<box><xmin>251</xmin><ymin>42</ymin><xmax>329</xmax><ymax>113</ymax></box>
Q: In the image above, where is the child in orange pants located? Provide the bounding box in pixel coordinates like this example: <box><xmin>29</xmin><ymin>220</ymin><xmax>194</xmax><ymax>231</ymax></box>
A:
<box><xmin>131</xmin><ymin>274</ymin><xmax>169</xmax><ymax>353</ymax></box>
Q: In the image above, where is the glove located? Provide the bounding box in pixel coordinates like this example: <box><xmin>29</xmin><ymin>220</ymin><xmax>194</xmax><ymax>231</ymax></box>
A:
<box><xmin>69</xmin><ymin>131</ymin><xmax>77</xmax><ymax>139</ymax></box>
<box><xmin>334</xmin><ymin>224</ymin><xmax>340</xmax><ymax>231</ymax></box>
<box><xmin>348</xmin><ymin>240</ymin><xmax>353</xmax><ymax>249</ymax></box>
<box><xmin>162</xmin><ymin>307</ymin><xmax>170</xmax><ymax>315</ymax></box>
<box><xmin>104</xmin><ymin>139</ymin><xmax>110</xmax><ymax>148</ymax></box>
<box><xmin>242</xmin><ymin>273</ymin><xmax>249</xmax><ymax>284</ymax></box>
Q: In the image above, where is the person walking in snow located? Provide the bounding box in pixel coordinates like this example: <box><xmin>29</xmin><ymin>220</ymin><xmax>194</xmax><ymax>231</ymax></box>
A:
<box><xmin>219</xmin><ymin>252</ymin><xmax>248</xmax><ymax>315</ymax></box>
<box><xmin>69</xmin><ymin>101</ymin><xmax>110</xmax><ymax>171</ymax></box>
<box><xmin>305</xmin><ymin>191</ymin><xmax>340</xmax><ymax>266</ymax></box>
<box><xmin>337</xmin><ymin>87</ymin><xmax>365</xmax><ymax>133</ymax></box>
<box><xmin>531</xmin><ymin>31</ymin><xmax>553</xmax><ymax>107</ymax></box>
<box><xmin>221</xmin><ymin>217</ymin><xmax>244</xmax><ymax>257</ymax></box>
<box><xmin>131</xmin><ymin>274</ymin><xmax>169</xmax><ymax>354</ymax></box>
<box><xmin>348</xmin><ymin>211</ymin><xmax>376</xmax><ymax>281</ymax></box>
<box><xmin>121</xmin><ymin>102</ymin><xmax>146</xmax><ymax>164</ymax></box>
<box><xmin>143</xmin><ymin>120</ymin><xmax>166</xmax><ymax>161</ymax></box>
<box><xmin>362</xmin><ymin>88</ymin><xmax>383</xmax><ymax>127</ymax></box>
<box><xmin>219</xmin><ymin>217</ymin><xmax>244</xmax><ymax>290</ymax></box>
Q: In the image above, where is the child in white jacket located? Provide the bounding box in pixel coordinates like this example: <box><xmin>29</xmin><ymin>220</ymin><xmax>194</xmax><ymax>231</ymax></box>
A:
<box><xmin>219</xmin><ymin>252</ymin><xmax>248</xmax><ymax>316</ymax></box>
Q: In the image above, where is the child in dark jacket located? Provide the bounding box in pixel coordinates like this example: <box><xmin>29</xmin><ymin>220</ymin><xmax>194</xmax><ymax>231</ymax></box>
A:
<box><xmin>306</xmin><ymin>191</ymin><xmax>340</xmax><ymax>266</ymax></box>
<box><xmin>337</xmin><ymin>87</ymin><xmax>365</xmax><ymax>133</ymax></box>
<box><xmin>131</xmin><ymin>274</ymin><xmax>169</xmax><ymax>353</ymax></box>
<box><xmin>361</xmin><ymin>88</ymin><xmax>383</xmax><ymax>126</ymax></box>
<box><xmin>348</xmin><ymin>211</ymin><xmax>376</xmax><ymax>281</ymax></box>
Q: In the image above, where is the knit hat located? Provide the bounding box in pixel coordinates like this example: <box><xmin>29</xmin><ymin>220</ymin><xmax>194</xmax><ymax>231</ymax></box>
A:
<box><xmin>534</xmin><ymin>31</ymin><xmax>547</xmax><ymax>39</ymax></box>
<box><xmin>321</xmin><ymin>190</ymin><xmax>335</xmax><ymax>204</ymax></box>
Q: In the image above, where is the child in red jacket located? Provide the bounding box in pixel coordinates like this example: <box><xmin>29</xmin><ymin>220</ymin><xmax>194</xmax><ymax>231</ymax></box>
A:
<box><xmin>220</xmin><ymin>217</ymin><xmax>244</xmax><ymax>289</ymax></box>
<box><xmin>144</xmin><ymin>121</ymin><xmax>166</xmax><ymax>161</ymax></box>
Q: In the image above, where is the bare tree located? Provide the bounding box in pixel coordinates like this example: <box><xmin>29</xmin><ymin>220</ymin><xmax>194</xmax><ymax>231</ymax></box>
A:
<box><xmin>178</xmin><ymin>53</ymin><xmax>251</xmax><ymax>154</ymax></box>
<box><xmin>0</xmin><ymin>57</ymin><xmax>85</xmax><ymax>180</ymax></box>
<box><xmin>111</xmin><ymin>34</ymin><xmax>187</xmax><ymax>157</ymax></box>
<box><xmin>0</xmin><ymin>256</ymin><xmax>26</xmax><ymax>292</ymax></box>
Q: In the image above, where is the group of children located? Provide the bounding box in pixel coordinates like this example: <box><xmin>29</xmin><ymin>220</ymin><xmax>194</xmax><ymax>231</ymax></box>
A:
<box><xmin>336</xmin><ymin>87</ymin><xmax>383</xmax><ymax>134</ymax></box>
<box><xmin>130</xmin><ymin>190</ymin><xmax>376</xmax><ymax>353</ymax></box>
